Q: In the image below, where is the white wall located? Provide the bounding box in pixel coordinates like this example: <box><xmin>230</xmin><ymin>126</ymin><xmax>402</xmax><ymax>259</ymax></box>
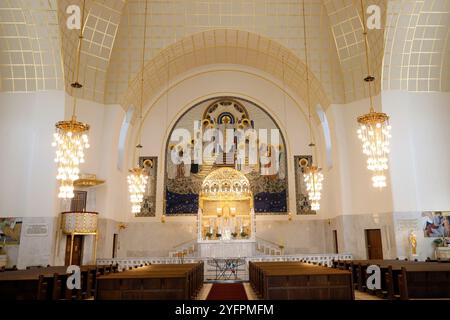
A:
<box><xmin>1</xmin><ymin>73</ymin><xmax>448</xmax><ymax>264</ymax></box>
<box><xmin>383</xmin><ymin>91</ymin><xmax>450</xmax><ymax>212</ymax></box>
<box><xmin>0</xmin><ymin>91</ymin><xmax>129</xmax><ymax>267</ymax></box>
<box><xmin>327</xmin><ymin>96</ymin><xmax>394</xmax><ymax>216</ymax></box>
<box><xmin>0</xmin><ymin>91</ymin><xmax>64</xmax><ymax>218</ymax></box>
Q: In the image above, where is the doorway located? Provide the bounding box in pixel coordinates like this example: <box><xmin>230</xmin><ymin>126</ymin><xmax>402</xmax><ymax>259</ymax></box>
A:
<box><xmin>332</xmin><ymin>230</ymin><xmax>338</xmax><ymax>254</ymax></box>
<box><xmin>71</xmin><ymin>191</ymin><xmax>87</xmax><ymax>211</ymax></box>
<box><xmin>365</xmin><ymin>229</ymin><xmax>383</xmax><ymax>259</ymax></box>
<box><xmin>65</xmin><ymin>235</ymin><xmax>84</xmax><ymax>266</ymax></box>
<box><xmin>112</xmin><ymin>234</ymin><xmax>118</xmax><ymax>258</ymax></box>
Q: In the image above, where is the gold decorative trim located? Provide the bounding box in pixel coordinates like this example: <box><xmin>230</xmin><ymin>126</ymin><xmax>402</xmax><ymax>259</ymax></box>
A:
<box><xmin>55</xmin><ymin>119</ymin><xmax>90</xmax><ymax>133</ymax></box>
<box><xmin>357</xmin><ymin>111</ymin><xmax>389</xmax><ymax>125</ymax></box>
<box><xmin>74</xmin><ymin>178</ymin><xmax>105</xmax><ymax>187</ymax></box>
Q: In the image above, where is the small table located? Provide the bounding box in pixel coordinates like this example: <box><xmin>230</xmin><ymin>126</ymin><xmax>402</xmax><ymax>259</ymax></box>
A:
<box><xmin>436</xmin><ymin>247</ymin><xmax>450</xmax><ymax>260</ymax></box>
<box><xmin>208</xmin><ymin>258</ymin><xmax>245</xmax><ymax>280</ymax></box>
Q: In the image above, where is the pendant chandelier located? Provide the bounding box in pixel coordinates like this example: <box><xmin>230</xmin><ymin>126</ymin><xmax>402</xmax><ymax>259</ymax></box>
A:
<box><xmin>52</xmin><ymin>0</ymin><xmax>89</xmax><ymax>199</ymax></box>
<box><xmin>301</xmin><ymin>0</ymin><xmax>323</xmax><ymax>211</ymax></box>
<box><xmin>127</xmin><ymin>0</ymin><xmax>149</xmax><ymax>214</ymax></box>
<box><xmin>356</xmin><ymin>0</ymin><xmax>392</xmax><ymax>188</ymax></box>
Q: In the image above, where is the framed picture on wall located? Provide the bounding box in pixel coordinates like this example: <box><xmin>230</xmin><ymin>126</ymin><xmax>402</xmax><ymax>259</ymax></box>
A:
<box><xmin>422</xmin><ymin>211</ymin><xmax>450</xmax><ymax>237</ymax></box>
<box><xmin>0</xmin><ymin>218</ymin><xmax>22</xmax><ymax>245</ymax></box>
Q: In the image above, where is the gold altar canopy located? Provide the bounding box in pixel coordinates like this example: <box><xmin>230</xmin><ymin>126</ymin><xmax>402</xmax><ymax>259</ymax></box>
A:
<box><xmin>199</xmin><ymin>167</ymin><xmax>253</xmax><ymax>240</ymax></box>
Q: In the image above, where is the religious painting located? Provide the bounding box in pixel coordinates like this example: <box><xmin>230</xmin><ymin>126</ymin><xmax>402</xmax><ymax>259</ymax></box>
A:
<box><xmin>294</xmin><ymin>155</ymin><xmax>315</xmax><ymax>215</ymax></box>
<box><xmin>164</xmin><ymin>97</ymin><xmax>288</xmax><ymax>215</ymax></box>
<box><xmin>421</xmin><ymin>211</ymin><xmax>450</xmax><ymax>237</ymax></box>
<box><xmin>0</xmin><ymin>218</ymin><xmax>22</xmax><ymax>245</ymax></box>
<box><xmin>136</xmin><ymin>156</ymin><xmax>158</xmax><ymax>217</ymax></box>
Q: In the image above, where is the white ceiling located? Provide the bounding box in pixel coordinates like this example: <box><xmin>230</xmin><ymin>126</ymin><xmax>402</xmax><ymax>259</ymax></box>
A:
<box><xmin>0</xmin><ymin>0</ymin><xmax>448</xmax><ymax>106</ymax></box>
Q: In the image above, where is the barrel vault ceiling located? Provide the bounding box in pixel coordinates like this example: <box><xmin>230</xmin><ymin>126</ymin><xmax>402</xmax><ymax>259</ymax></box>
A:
<box><xmin>0</xmin><ymin>0</ymin><xmax>448</xmax><ymax>107</ymax></box>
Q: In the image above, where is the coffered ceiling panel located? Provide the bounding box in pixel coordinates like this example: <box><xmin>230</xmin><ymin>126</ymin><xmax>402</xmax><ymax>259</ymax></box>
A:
<box><xmin>122</xmin><ymin>29</ymin><xmax>331</xmax><ymax>117</ymax></box>
<box><xmin>1</xmin><ymin>0</ymin><xmax>448</xmax><ymax>105</ymax></box>
<box><xmin>323</xmin><ymin>0</ymin><xmax>387</xmax><ymax>102</ymax></box>
<box><xmin>383</xmin><ymin>0</ymin><xmax>450</xmax><ymax>92</ymax></box>
<box><xmin>105</xmin><ymin>0</ymin><xmax>345</xmax><ymax>106</ymax></box>
<box><xmin>57</xmin><ymin>0</ymin><xmax>126</xmax><ymax>102</ymax></box>
<box><xmin>0</xmin><ymin>0</ymin><xmax>63</xmax><ymax>92</ymax></box>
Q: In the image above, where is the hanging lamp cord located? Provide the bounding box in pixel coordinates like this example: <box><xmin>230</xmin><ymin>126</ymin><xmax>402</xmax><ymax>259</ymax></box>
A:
<box><xmin>302</xmin><ymin>0</ymin><xmax>317</xmax><ymax>163</ymax></box>
<box><xmin>71</xmin><ymin>0</ymin><xmax>86</xmax><ymax>120</ymax></box>
<box><xmin>135</xmin><ymin>0</ymin><xmax>149</xmax><ymax>165</ymax></box>
<box><xmin>360</xmin><ymin>0</ymin><xmax>375</xmax><ymax>113</ymax></box>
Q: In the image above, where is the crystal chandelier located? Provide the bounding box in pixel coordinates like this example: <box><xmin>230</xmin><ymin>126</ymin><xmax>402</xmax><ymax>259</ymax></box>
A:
<box><xmin>356</xmin><ymin>0</ymin><xmax>392</xmax><ymax>188</ymax></box>
<box><xmin>52</xmin><ymin>119</ymin><xmax>90</xmax><ymax>198</ymax></box>
<box><xmin>357</xmin><ymin>113</ymin><xmax>392</xmax><ymax>188</ymax></box>
<box><xmin>52</xmin><ymin>0</ymin><xmax>89</xmax><ymax>199</ymax></box>
<box><xmin>300</xmin><ymin>0</ymin><xmax>324</xmax><ymax>211</ymax></box>
<box><xmin>127</xmin><ymin>0</ymin><xmax>149</xmax><ymax>214</ymax></box>
<box><xmin>127</xmin><ymin>167</ymin><xmax>148</xmax><ymax>213</ymax></box>
<box><xmin>303</xmin><ymin>165</ymin><xmax>324</xmax><ymax>211</ymax></box>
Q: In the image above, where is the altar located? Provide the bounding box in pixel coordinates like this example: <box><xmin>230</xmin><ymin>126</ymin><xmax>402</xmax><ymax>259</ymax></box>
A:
<box><xmin>197</xmin><ymin>167</ymin><xmax>256</xmax><ymax>258</ymax></box>
<box><xmin>198</xmin><ymin>240</ymin><xmax>256</xmax><ymax>257</ymax></box>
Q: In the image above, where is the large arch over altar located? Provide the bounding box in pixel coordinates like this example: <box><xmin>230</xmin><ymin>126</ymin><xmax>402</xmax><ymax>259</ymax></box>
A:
<box><xmin>163</xmin><ymin>96</ymin><xmax>290</xmax><ymax>216</ymax></box>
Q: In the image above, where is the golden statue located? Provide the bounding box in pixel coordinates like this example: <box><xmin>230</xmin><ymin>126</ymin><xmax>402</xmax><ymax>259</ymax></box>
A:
<box><xmin>409</xmin><ymin>230</ymin><xmax>417</xmax><ymax>255</ymax></box>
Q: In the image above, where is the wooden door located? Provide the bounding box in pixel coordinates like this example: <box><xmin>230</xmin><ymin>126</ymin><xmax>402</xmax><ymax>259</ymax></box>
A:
<box><xmin>70</xmin><ymin>191</ymin><xmax>87</xmax><ymax>212</ymax></box>
<box><xmin>365</xmin><ymin>229</ymin><xmax>383</xmax><ymax>259</ymax></box>
<box><xmin>332</xmin><ymin>230</ymin><xmax>339</xmax><ymax>254</ymax></box>
<box><xmin>65</xmin><ymin>235</ymin><xmax>83</xmax><ymax>265</ymax></box>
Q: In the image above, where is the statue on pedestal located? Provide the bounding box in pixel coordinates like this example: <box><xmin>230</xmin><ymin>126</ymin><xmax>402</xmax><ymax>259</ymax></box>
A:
<box><xmin>409</xmin><ymin>230</ymin><xmax>417</xmax><ymax>256</ymax></box>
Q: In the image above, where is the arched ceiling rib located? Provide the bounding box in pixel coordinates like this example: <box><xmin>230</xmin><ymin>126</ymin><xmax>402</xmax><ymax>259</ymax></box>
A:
<box><xmin>106</xmin><ymin>0</ymin><xmax>344</xmax><ymax>106</ymax></box>
<box><xmin>122</xmin><ymin>29</ymin><xmax>331</xmax><ymax>114</ymax></box>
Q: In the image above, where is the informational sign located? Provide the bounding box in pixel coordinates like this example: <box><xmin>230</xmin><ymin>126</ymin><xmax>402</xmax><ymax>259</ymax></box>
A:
<box><xmin>24</xmin><ymin>224</ymin><xmax>48</xmax><ymax>237</ymax></box>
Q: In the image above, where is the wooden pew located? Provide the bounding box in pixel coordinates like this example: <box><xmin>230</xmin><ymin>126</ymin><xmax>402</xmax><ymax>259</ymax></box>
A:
<box><xmin>249</xmin><ymin>261</ymin><xmax>353</xmax><ymax>300</ymax></box>
<box><xmin>96</xmin><ymin>262</ymin><xmax>203</xmax><ymax>300</ymax></box>
<box><xmin>0</xmin><ymin>265</ymin><xmax>98</xmax><ymax>300</ymax></box>
<box><xmin>396</xmin><ymin>265</ymin><xmax>450</xmax><ymax>299</ymax></box>
<box><xmin>344</xmin><ymin>259</ymin><xmax>450</xmax><ymax>299</ymax></box>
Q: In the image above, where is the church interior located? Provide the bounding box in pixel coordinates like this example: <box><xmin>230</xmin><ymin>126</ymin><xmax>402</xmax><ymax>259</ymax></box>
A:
<box><xmin>0</xmin><ymin>0</ymin><xmax>449</xmax><ymax>302</ymax></box>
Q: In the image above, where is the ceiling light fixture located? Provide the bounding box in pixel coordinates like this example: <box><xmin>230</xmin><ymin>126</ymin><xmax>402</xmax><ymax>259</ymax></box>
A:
<box><xmin>127</xmin><ymin>0</ymin><xmax>149</xmax><ymax>214</ymax></box>
<box><xmin>356</xmin><ymin>0</ymin><xmax>392</xmax><ymax>189</ymax></box>
<box><xmin>301</xmin><ymin>0</ymin><xmax>323</xmax><ymax>211</ymax></box>
<box><xmin>52</xmin><ymin>0</ymin><xmax>89</xmax><ymax>199</ymax></box>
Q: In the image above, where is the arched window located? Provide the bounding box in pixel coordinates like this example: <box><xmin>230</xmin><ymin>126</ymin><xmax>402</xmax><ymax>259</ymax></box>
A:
<box><xmin>117</xmin><ymin>107</ymin><xmax>134</xmax><ymax>171</ymax></box>
<box><xmin>315</xmin><ymin>105</ymin><xmax>333</xmax><ymax>169</ymax></box>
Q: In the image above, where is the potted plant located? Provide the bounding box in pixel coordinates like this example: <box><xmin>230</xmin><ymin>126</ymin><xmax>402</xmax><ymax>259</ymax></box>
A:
<box><xmin>231</xmin><ymin>232</ymin><xmax>238</xmax><ymax>239</ymax></box>
<box><xmin>240</xmin><ymin>231</ymin><xmax>248</xmax><ymax>238</ymax></box>
<box><xmin>433</xmin><ymin>238</ymin><xmax>444</xmax><ymax>247</ymax></box>
<box><xmin>205</xmin><ymin>232</ymin><xmax>212</xmax><ymax>239</ymax></box>
<box><xmin>215</xmin><ymin>233</ymin><xmax>222</xmax><ymax>239</ymax></box>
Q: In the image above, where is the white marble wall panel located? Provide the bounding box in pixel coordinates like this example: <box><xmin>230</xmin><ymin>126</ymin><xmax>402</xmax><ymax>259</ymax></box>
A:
<box><xmin>17</xmin><ymin>217</ymin><xmax>57</xmax><ymax>268</ymax></box>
